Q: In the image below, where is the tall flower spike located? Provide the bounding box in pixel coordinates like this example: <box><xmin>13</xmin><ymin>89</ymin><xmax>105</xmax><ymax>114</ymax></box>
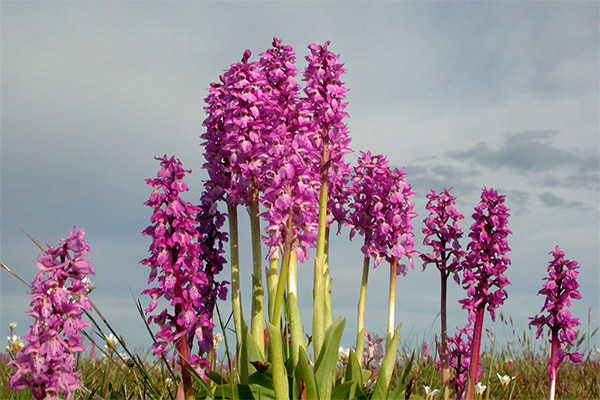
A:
<box><xmin>141</xmin><ymin>155</ymin><xmax>218</xmax><ymax>389</ymax></box>
<box><xmin>459</xmin><ymin>187</ymin><xmax>511</xmax><ymax>400</ymax></box>
<box><xmin>421</xmin><ymin>188</ymin><xmax>465</xmax><ymax>399</ymax></box>
<box><xmin>529</xmin><ymin>246</ymin><xmax>582</xmax><ymax>400</ymax></box>
<box><xmin>302</xmin><ymin>40</ymin><xmax>352</xmax><ymax>229</ymax></box>
<box><xmin>9</xmin><ymin>228</ymin><xmax>94</xmax><ymax>400</ymax></box>
<box><xmin>259</xmin><ymin>37</ymin><xmax>320</xmax><ymax>262</ymax></box>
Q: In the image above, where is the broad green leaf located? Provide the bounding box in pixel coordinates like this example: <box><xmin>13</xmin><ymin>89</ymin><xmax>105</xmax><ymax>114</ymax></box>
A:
<box><xmin>371</xmin><ymin>324</ymin><xmax>402</xmax><ymax>400</ymax></box>
<box><xmin>296</xmin><ymin>345</ymin><xmax>318</xmax><ymax>400</ymax></box>
<box><xmin>315</xmin><ymin>318</ymin><xmax>346</xmax><ymax>400</ymax></box>
<box><xmin>267</xmin><ymin>322</ymin><xmax>290</xmax><ymax>400</ymax></box>
<box><xmin>213</xmin><ymin>383</ymin><xmax>255</xmax><ymax>399</ymax></box>
<box><xmin>287</xmin><ymin>291</ymin><xmax>306</xmax><ymax>367</ymax></box>
<box><xmin>248</xmin><ymin>383</ymin><xmax>277</xmax><ymax>399</ymax></box>
<box><xmin>345</xmin><ymin>349</ymin><xmax>364</xmax><ymax>386</ymax></box>
<box><xmin>332</xmin><ymin>380</ymin><xmax>357</xmax><ymax>400</ymax></box>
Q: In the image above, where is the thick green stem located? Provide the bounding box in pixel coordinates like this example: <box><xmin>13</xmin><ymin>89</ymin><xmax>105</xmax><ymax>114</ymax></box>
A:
<box><xmin>267</xmin><ymin>250</ymin><xmax>280</xmax><ymax>322</ymax></box>
<box><xmin>272</xmin><ymin>245</ymin><xmax>292</xmax><ymax>326</ymax></box>
<box><xmin>387</xmin><ymin>257</ymin><xmax>398</xmax><ymax>343</ymax></box>
<box><xmin>249</xmin><ymin>194</ymin><xmax>265</xmax><ymax>357</ymax></box>
<box><xmin>313</xmin><ymin>142</ymin><xmax>330</xmax><ymax>359</ymax></box>
<box><xmin>267</xmin><ymin>322</ymin><xmax>290</xmax><ymax>400</ymax></box>
<box><xmin>287</xmin><ymin>250</ymin><xmax>304</xmax><ymax>368</ymax></box>
<box><xmin>227</xmin><ymin>204</ymin><xmax>244</xmax><ymax>352</ymax></box>
<box><xmin>466</xmin><ymin>305</ymin><xmax>485</xmax><ymax>400</ymax></box>
<box><xmin>356</xmin><ymin>255</ymin><xmax>370</xmax><ymax>367</ymax></box>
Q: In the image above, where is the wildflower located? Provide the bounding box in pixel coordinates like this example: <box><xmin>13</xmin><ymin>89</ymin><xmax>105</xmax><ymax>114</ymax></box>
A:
<box><xmin>424</xmin><ymin>385</ymin><xmax>440</xmax><ymax>400</ymax></box>
<box><xmin>9</xmin><ymin>228</ymin><xmax>94</xmax><ymax>400</ymax></box>
<box><xmin>104</xmin><ymin>333</ymin><xmax>119</xmax><ymax>351</ymax></box>
<box><xmin>459</xmin><ymin>188</ymin><xmax>511</xmax><ymax>400</ymax></box>
<box><xmin>338</xmin><ymin>346</ymin><xmax>350</xmax><ymax>363</ymax></box>
<box><xmin>529</xmin><ymin>246</ymin><xmax>582</xmax><ymax>400</ymax></box>
<box><xmin>474</xmin><ymin>382</ymin><xmax>486</xmax><ymax>399</ymax></box>
<box><xmin>496</xmin><ymin>373</ymin><xmax>515</xmax><ymax>391</ymax></box>
<box><xmin>7</xmin><ymin>335</ymin><xmax>24</xmax><ymax>351</ymax></box>
<box><xmin>142</xmin><ymin>155</ymin><xmax>225</xmax><ymax>391</ymax></box>
<box><xmin>363</xmin><ymin>331</ymin><xmax>384</xmax><ymax>372</ymax></box>
<box><xmin>212</xmin><ymin>333</ymin><xmax>224</xmax><ymax>351</ymax></box>
<box><xmin>9</xmin><ymin>322</ymin><xmax>17</xmax><ymax>331</ymax></box>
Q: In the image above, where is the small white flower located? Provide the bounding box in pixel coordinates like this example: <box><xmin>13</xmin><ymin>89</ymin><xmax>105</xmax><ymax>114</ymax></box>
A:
<box><xmin>474</xmin><ymin>382</ymin><xmax>487</xmax><ymax>399</ymax></box>
<box><xmin>104</xmin><ymin>333</ymin><xmax>119</xmax><ymax>350</ymax></box>
<box><xmin>213</xmin><ymin>332</ymin><xmax>224</xmax><ymax>350</ymax></box>
<box><xmin>9</xmin><ymin>322</ymin><xmax>17</xmax><ymax>331</ymax></box>
<box><xmin>165</xmin><ymin>377</ymin><xmax>173</xmax><ymax>384</ymax></box>
<box><xmin>338</xmin><ymin>346</ymin><xmax>350</xmax><ymax>363</ymax></box>
<box><xmin>496</xmin><ymin>373</ymin><xmax>515</xmax><ymax>390</ymax></box>
<box><xmin>424</xmin><ymin>385</ymin><xmax>440</xmax><ymax>400</ymax></box>
<box><xmin>7</xmin><ymin>335</ymin><xmax>24</xmax><ymax>351</ymax></box>
<box><xmin>594</xmin><ymin>348</ymin><xmax>600</xmax><ymax>360</ymax></box>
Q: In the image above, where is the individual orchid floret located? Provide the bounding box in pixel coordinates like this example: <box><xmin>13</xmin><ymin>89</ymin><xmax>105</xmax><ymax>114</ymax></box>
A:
<box><xmin>421</xmin><ymin>188</ymin><xmax>465</xmax><ymax>282</ymax></box>
<box><xmin>141</xmin><ymin>155</ymin><xmax>221</xmax><ymax>388</ymax></box>
<box><xmin>529</xmin><ymin>246</ymin><xmax>582</xmax><ymax>400</ymax></box>
<box><xmin>9</xmin><ymin>228</ymin><xmax>94</xmax><ymax>400</ymax></box>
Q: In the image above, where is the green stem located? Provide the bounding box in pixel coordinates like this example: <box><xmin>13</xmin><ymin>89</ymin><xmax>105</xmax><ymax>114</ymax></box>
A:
<box><xmin>387</xmin><ymin>257</ymin><xmax>398</xmax><ymax>343</ymax></box>
<box><xmin>313</xmin><ymin>142</ymin><xmax>330</xmax><ymax>360</ymax></box>
<box><xmin>227</xmin><ymin>204</ymin><xmax>244</xmax><ymax>353</ymax></box>
<box><xmin>272</xmin><ymin>244</ymin><xmax>292</xmax><ymax>326</ymax></box>
<box><xmin>287</xmin><ymin>249</ymin><xmax>304</xmax><ymax>368</ymax></box>
<box><xmin>267</xmin><ymin>322</ymin><xmax>290</xmax><ymax>400</ymax></box>
<box><xmin>267</xmin><ymin>250</ymin><xmax>280</xmax><ymax>323</ymax></box>
<box><xmin>356</xmin><ymin>255</ymin><xmax>370</xmax><ymax>367</ymax></box>
<box><xmin>249</xmin><ymin>194</ymin><xmax>265</xmax><ymax>357</ymax></box>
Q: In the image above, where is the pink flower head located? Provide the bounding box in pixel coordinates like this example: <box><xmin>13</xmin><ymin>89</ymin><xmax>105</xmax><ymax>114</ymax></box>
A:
<box><xmin>363</xmin><ymin>331</ymin><xmax>385</xmax><ymax>372</ymax></box>
<box><xmin>529</xmin><ymin>246</ymin><xmax>582</xmax><ymax>368</ymax></box>
<box><xmin>349</xmin><ymin>152</ymin><xmax>418</xmax><ymax>270</ymax></box>
<box><xmin>421</xmin><ymin>188</ymin><xmax>465</xmax><ymax>283</ymax></box>
<box><xmin>302</xmin><ymin>41</ymin><xmax>352</xmax><ymax>230</ymax></box>
<box><xmin>141</xmin><ymin>155</ymin><xmax>221</xmax><ymax>379</ymax></box>
<box><xmin>9</xmin><ymin>228</ymin><xmax>94</xmax><ymax>400</ymax></box>
<box><xmin>459</xmin><ymin>188</ymin><xmax>511</xmax><ymax>322</ymax></box>
<box><xmin>259</xmin><ymin>38</ymin><xmax>320</xmax><ymax>262</ymax></box>
<box><xmin>444</xmin><ymin>322</ymin><xmax>482</xmax><ymax>399</ymax></box>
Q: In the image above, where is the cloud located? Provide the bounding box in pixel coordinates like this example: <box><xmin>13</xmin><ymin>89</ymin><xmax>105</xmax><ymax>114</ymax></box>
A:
<box><xmin>539</xmin><ymin>191</ymin><xmax>565</xmax><ymax>207</ymax></box>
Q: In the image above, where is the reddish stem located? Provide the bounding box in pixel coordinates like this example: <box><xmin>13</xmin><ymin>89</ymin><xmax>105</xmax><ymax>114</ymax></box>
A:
<box><xmin>548</xmin><ymin>328</ymin><xmax>559</xmax><ymax>400</ymax></box>
<box><xmin>440</xmin><ymin>272</ymin><xmax>450</xmax><ymax>400</ymax></box>
<box><xmin>466</xmin><ymin>305</ymin><xmax>485</xmax><ymax>400</ymax></box>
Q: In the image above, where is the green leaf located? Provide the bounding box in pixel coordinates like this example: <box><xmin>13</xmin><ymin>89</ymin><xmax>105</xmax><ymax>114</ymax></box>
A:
<box><xmin>315</xmin><ymin>318</ymin><xmax>346</xmax><ymax>400</ymax></box>
<box><xmin>213</xmin><ymin>383</ymin><xmax>255</xmax><ymax>399</ymax></box>
<box><xmin>332</xmin><ymin>380</ymin><xmax>358</xmax><ymax>400</ymax></box>
<box><xmin>248</xmin><ymin>383</ymin><xmax>277</xmax><ymax>399</ymax></box>
<box><xmin>371</xmin><ymin>324</ymin><xmax>402</xmax><ymax>400</ymax></box>
<box><xmin>267</xmin><ymin>322</ymin><xmax>290</xmax><ymax>400</ymax></box>
<box><xmin>296</xmin><ymin>345</ymin><xmax>319</xmax><ymax>400</ymax></box>
<box><xmin>345</xmin><ymin>349</ymin><xmax>364</xmax><ymax>387</ymax></box>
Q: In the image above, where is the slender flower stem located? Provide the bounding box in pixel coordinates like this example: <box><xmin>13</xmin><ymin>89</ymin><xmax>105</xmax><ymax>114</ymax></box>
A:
<box><xmin>313</xmin><ymin>141</ymin><xmax>330</xmax><ymax>359</ymax></box>
<box><xmin>548</xmin><ymin>329</ymin><xmax>559</xmax><ymax>400</ymax></box>
<box><xmin>250</xmin><ymin>192</ymin><xmax>265</xmax><ymax>357</ymax></box>
<box><xmin>440</xmin><ymin>272</ymin><xmax>450</xmax><ymax>400</ymax></box>
<box><xmin>287</xmin><ymin>250</ymin><xmax>304</xmax><ymax>368</ymax></box>
<box><xmin>387</xmin><ymin>257</ymin><xmax>398</xmax><ymax>343</ymax></box>
<box><xmin>466</xmin><ymin>306</ymin><xmax>485</xmax><ymax>400</ymax></box>
<box><xmin>272</xmin><ymin>244</ymin><xmax>292</xmax><ymax>326</ymax></box>
<box><xmin>356</xmin><ymin>255</ymin><xmax>370</xmax><ymax>366</ymax></box>
<box><xmin>227</xmin><ymin>204</ymin><xmax>244</xmax><ymax>352</ymax></box>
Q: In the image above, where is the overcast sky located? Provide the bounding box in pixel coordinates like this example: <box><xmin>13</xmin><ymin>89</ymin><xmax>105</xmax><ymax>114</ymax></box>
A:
<box><xmin>1</xmin><ymin>1</ymin><xmax>598</xmax><ymax>354</ymax></box>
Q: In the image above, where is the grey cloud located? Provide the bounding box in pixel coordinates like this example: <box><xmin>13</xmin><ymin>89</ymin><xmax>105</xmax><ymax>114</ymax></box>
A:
<box><xmin>448</xmin><ymin>130</ymin><xmax>599</xmax><ymax>190</ymax></box>
<box><xmin>405</xmin><ymin>164</ymin><xmax>480</xmax><ymax>198</ymax></box>
<box><xmin>539</xmin><ymin>191</ymin><xmax>565</xmax><ymax>207</ymax></box>
<box><xmin>505</xmin><ymin>190</ymin><xmax>529</xmax><ymax>216</ymax></box>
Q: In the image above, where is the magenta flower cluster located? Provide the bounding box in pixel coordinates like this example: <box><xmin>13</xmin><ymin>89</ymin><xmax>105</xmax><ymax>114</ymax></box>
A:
<box><xmin>9</xmin><ymin>228</ymin><xmax>94</xmax><ymax>400</ymax></box>
<box><xmin>302</xmin><ymin>40</ymin><xmax>352</xmax><ymax>228</ymax></box>
<box><xmin>259</xmin><ymin>38</ymin><xmax>320</xmax><ymax>261</ymax></box>
<box><xmin>445</xmin><ymin>323</ymin><xmax>481</xmax><ymax>398</ymax></box>
<box><xmin>459</xmin><ymin>188</ymin><xmax>512</xmax><ymax>321</ymax></box>
<box><xmin>349</xmin><ymin>152</ymin><xmax>418</xmax><ymax>269</ymax></box>
<box><xmin>529</xmin><ymin>246</ymin><xmax>583</xmax><ymax>366</ymax></box>
<box><xmin>421</xmin><ymin>188</ymin><xmax>465</xmax><ymax>282</ymax></box>
<box><xmin>141</xmin><ymin>155</ymin><xmax>226</xmax><ymax>380</ymax></box>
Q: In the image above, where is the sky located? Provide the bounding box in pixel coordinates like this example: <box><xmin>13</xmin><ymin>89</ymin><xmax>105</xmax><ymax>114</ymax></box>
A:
<box><xmin>1</xmin><ymin>1</ymin><xmax>598</xmax><ymax>355</ymax></box>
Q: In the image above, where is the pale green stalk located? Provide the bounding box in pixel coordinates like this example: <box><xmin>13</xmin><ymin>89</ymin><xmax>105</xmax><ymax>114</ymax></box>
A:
<box><xmin>356</xmin><ymin>255</ymin><xmax>370</xmax><ymax>367</ymax></box>
<box><xmin>249</xmin><ymin>192</ymin><xmax>265</xmax><ymax>357</ymax></box>
<box><xmin>267</xmin><ymin>250</ymin><xmax>280</xmax><ymax>322</ymax></box>
<box><xmin>287</xmin><ymin>250</ymin><xmax>305</xmax><ymax>367</ymax></box>
<box><xmin>387</xmin><ymin>257</ymin><xmax>398</xmax><ymax>343</ymax></box>
<box><xmin>313</xmin><ymin>142</ymin><xmax>330</xmax><ymax>360</ymax></box>
<box><xmin>267</xmin><ymin>322</ymin><xmax>290</xmax><ymax>400</ymax></box>
<box><xmin>227</xmin><ymin>204</ymin><xmax>244</xmax><ymax>353</ymax></box>
<box><xmin>271</xmin><ymin>245</ymin><xmax>292</xmax><ymax>326</ymax></box>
